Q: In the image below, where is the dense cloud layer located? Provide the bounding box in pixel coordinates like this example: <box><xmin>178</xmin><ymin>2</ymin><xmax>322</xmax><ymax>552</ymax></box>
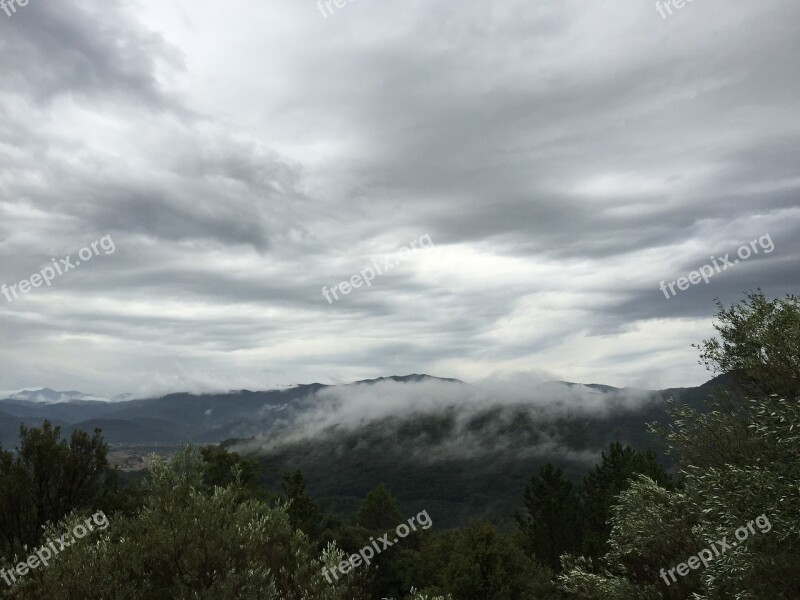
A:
<box><xmin>0</xmin><ymin>0</ymin><xmax>798</xmax><ymax>397</ymax></box>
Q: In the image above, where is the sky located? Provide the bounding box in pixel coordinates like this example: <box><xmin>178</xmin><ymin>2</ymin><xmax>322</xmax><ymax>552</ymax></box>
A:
<box><xmin>0</xmin><ymin>0</ymin><xmax>798</xmax><ymax>399</ymax></box>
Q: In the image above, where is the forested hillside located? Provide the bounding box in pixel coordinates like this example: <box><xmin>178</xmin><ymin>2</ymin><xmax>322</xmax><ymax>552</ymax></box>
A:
<box><xmin>236</xmin><ymin>376</ymin><xmax>737</xmax><ymax>527</ymax></box>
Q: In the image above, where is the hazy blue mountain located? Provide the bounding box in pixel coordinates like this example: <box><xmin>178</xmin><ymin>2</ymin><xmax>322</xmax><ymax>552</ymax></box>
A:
<box><xmin>0</xmin><ymin>375</ymin><xmax>736</xmax><ymax>524</ymax></box>
<box><xmin>1</xmin><ymin>388</ymin><xmax>109</xmax><ymax>404</ymax></box>
<box><xmin>0</xmin><ymin>374</ymin><xmax>731</xmax><ymax>450</ymax></box>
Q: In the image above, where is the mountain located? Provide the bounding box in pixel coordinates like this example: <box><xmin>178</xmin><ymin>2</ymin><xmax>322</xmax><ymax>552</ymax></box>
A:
<box><xmin>234</xmin><ymin>375</ymin><xmax>737</xmax><ymax>527</ymax></box>
<box><xmin>352</xmin><ymin>374</ymin><xmax>464</xmax><ymax>385</ymax></box>
<box><xmin>0</xmin><ymin>382</ymin><xmax>332</xmax><ymax>447</ymax></box>
<box><xmin>0</xmin><ymin>374</ymin><xmax>735</xmax><ymax>526</ymax></box>
<box><xmin>0</xmin><ymin>375</ymin><xmax>732</xmax><ymax>449</ymax></box>
<box><xmin>0</xmin><ymin>388</ymin><xmax>110</xmax><ymax>404</ymax></box>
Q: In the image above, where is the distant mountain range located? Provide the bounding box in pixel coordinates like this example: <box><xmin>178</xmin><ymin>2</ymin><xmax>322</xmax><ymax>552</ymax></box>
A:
<box><xmin>0</xmin><ymin>388</ymin><xmax>113</xmax><ymax>404</ymax></box>
<box><xmin>0</xmin><ymin>374</ymin><xmax>734</xmax><ymax>526</ymax></box>
<box><xmin>0</xmin><ymin>373</ymin><xmax>725</xmax><ymax>449</ymax></box>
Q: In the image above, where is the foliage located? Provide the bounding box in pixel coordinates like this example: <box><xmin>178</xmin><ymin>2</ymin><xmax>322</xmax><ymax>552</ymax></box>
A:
<box><xmin>384</xmin><ymin>588</ymin><xmax>453</xmax><ymax>600</ymax></box>
<box><xmin>560</xmin><ymin>292</ymin><xmax>800</xmax><ymax>599</ymax></box>
<box><xmin>355</xmin><ymin>484</ymin><xmax>403</xmax><ymax>531</ymax></box>
<box><xmin>694</xmin><ymin>290</ymin><xmax>800</xmax><ymax>399</ymax></box>
<box><xmin>199</xmin><ymin>444</ymin><xmax>260</xmax><ymax>493</ymax></box>
<box><xmin>516</xmin><ymin>463</ymin><xmax>581</xmax><ymax>570</ymax></box>
<box><xmin>282</xmin><ymin>470</ymin><xmax>322</xmax><ymax>537</ymax></box>
<box><xmin>4</xmin><ymin>447</ymin><xmax>367</xmax><ymax>600</ymax></box>
<box><xmin>419</xmin><ymin>520</ymin><xmax>563</xmax><ymax>600</ymax></box>
<box><xmin>0</xmin><ymin>421</ymin><xmax>117</xmax><ymax>557</ymax></box>
<box><xmin>579</xmin><ymin>443</ymin><xmax>673</xmax><ymax>558</ymax></box>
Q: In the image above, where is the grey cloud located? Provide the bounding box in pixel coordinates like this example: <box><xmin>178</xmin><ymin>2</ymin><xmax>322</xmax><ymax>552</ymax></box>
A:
<box><xmin>0</xmin><ymin>0</ymin><xmax>798</xmax><ymax>396</ymax></box>
<box><xmin>0</xmin><ymin>0</ymin><xmax>181</xmax><ymax>105</ymax></box>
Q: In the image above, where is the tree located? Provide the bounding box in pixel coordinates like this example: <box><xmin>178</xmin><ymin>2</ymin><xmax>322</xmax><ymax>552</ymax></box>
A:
<box><xmin>355</xmin><ymin>484</ymin><xmax>403</xmax><ymax>532</ymax></box>
<box><xmin>200</xmin><ymin>445</ymin><xmax>260</xmax><ymax>492</ymax></box>
<box><xmin>579</xmin><ymin>443</ymin><xmax>672</xmax><ymax>558</ymax></box>
<box><xmin>0</xmin><ymin>451</ymin><xmax>34</xmax><ymax>557</ymax></box>
<box><xmin>694</xmin><ymin>290</ymin><xmax>800</xmax><ymax>399</ymax></box>
<box><xmin>282</xmin><ymin>470</ymin><xmax>321</xmax><ymax>536</ymax></box>
<box><xmin>560</xmin><ymin>292</ymin><xmax>800</xmax><ymax>599</ymax></box>
<box><xmin>421</xmin><ymin>520</ymin><xmax>561</xmax><ymax>600</ymax></box>
<box><xmin>8</xmin><ymin>447</ymin><xmax>369</xmax><ymax>600</ymax></box>
<box><xmin>0</xmin><ymin>421</ymin><xmax>117</xmax><ymax>557</ymax></box>
<box><xmin>653</xmin><ymin>291</ymin><xmax>800</xmax><ymax>470</ymax></box>
<box><xmin>516</xmin><ymin>463</ymin><xmax>580</xmax><ymax>570</ymax></box>
<box><xmin>560</xmin><ymin>398</ymin><xmax>800</xmax><ymax>600</ymax></box>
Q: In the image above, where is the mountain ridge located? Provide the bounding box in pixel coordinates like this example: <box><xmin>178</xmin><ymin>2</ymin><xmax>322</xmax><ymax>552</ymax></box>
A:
<box><xmin>0</xmin><ymin>374</ymin><xmax>731</xmax><ymax>449</ymax></box>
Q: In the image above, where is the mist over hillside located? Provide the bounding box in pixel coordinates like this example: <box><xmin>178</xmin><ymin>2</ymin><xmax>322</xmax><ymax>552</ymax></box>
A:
<box><xmin>0</xmin><ymin>373</ymin><xmax>721</xmax><ymax>449</ymax></box>
<box><xmin>229</xmin><ymin>375</ymin><xmax>731</xmax><ymax>525</ymax></box>
<box><xmin>0</xmin><ymin>373</ymin><xmax>732</xmax><ymax>526</ymax></box>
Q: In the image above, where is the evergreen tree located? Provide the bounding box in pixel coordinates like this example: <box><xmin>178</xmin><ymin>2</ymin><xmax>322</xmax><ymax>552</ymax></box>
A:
<box><xmin>516</xmin><ymin>463</ymin><xmax>580</xmax><ymax>570</ymax></box>
<box><xmin>0</xmin><ymin>421</ymin><xmax>117</xmax><ymax>557</ymax></box>
<box><xmin>282</xmin><ymin>470</ymin><xmax>321</xmax><ymax>536</ymax></box>
<box><xmin>579</xmin><ymin>443</ymin><xmax>672</xmax><ymax>558</ymax></box>
<box><xmin>355</xmin><ymin>484</ymin><xmax>403</xmax><ymax>531</ymax></box>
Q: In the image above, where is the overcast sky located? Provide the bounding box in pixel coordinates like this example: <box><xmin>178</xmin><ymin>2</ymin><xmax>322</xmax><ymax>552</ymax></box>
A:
<box><xmin>0</xmin><ymin>0</ymin><xmax>797</xmax><ymax>399</ymax></box>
